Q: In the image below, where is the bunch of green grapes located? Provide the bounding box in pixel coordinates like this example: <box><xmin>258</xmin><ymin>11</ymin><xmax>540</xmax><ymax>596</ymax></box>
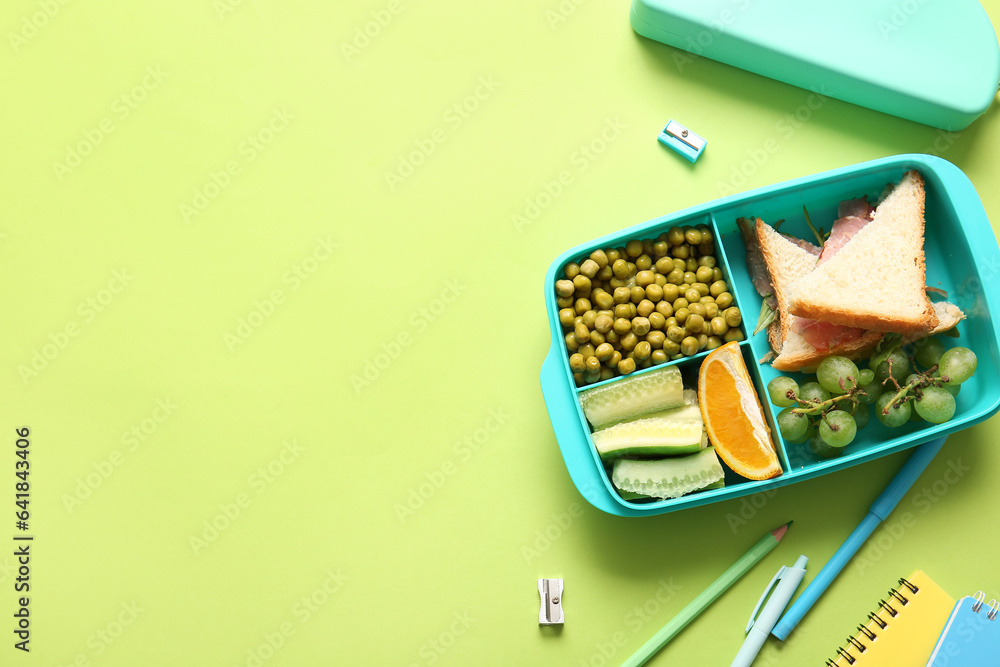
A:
<box><xmin>765</xmin><ymin>339</ymin><xmax>978</xmax><ymax>458</ymax></box>
<box><xmin>766</xmin><ymin>356</ymin><xmax>871</xmax><ymax>456</ymax></box>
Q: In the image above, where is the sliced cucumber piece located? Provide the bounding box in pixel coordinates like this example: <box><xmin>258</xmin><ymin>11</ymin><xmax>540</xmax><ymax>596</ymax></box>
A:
<box><xmin>593</xmin><ymin>418</ymin><xmax>704</xmax><ymax>461</ymax></box>
<box><xmin>579</xmin><ymin>365</ymin><xmax>685</xmax><ymax>429</ymax></box>
<box><xmin>618</xmin><ymin>479</ymin><xmax>724</xmax><ymax>501</ymax></box>
<box><xmin>611</xmin><ymin>448</ymin><xmax>725</xmax><ymax>500</ymax></box>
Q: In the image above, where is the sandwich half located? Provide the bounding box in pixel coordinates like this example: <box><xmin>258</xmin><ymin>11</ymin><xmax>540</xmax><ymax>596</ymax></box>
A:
<box><xmin>787</xmin><ymin>170</ymin><xmax>938</xmax><ymax>335</ymax></box>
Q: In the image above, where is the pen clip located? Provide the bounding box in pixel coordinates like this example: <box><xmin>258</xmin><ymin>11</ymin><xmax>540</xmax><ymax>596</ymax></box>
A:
<box><xmin>746</xmin><ymin>566</ymin><xmax>788</xmax><ymax>633</ymax></box>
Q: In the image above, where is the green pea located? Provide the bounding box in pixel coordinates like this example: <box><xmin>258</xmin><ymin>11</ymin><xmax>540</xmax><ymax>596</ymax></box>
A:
<box><xmin>663</xmin><ymin>340</ymin><xmax>681</xmax><ymax>355</ymax></box>
<box><xmin>565</xmin><ymin>332</ymin><xmax>579</xmax><ymax>351</ymax></box>
<box><xmin>712</xmin><ymin>268</ymin><xmax>724</xmax><ymax>282</ymax></box>
<box><xmin>605</xmin><ymin>330</ymin><xmax>619</xmax><ymax>346</ymax></box>
<box><xmin>704</xmin><ymin>302</ymin><xmax>720</xmax><ymax>319</ymax></box>
<box><xmin>664</xmin><ymin>317</ymin><xmax>678</xmax><ymax>330</ymax></box>
<box><xmin>654</xmin><ymin>274</ymin><xmax>667</xmax><ymax>287</ymax></box>
<box><xmin>599</xmin><ymin>367</ymin><xmax>614</xmax><ymax>381</ymax></box>
<box><xmin>683</xmin><ymin>288</ymin><xmax>700</xmax><ymax>303</ymax></box>
<box><xmin>578</xmin><ymin>344</ymin><xmax>595</xmax><ymax>358</ymax></box>
<box><xmin>612</xmin><ymin>259</ymin><xmax>629</xmax><ymax>279</ymax></box>
<box><xmin>694</xmin><ymin>283</ymin><xmax>710</xmax><ymax>297</ymax></box>
<box><xmin>614</xmin><ymin>303</ymin><xmax>631</xmax><ymax>319</ymax></box>
<box><xmin>686</xmin><ymin>258</ymin><xmax>699</xmax><ymax>273</ymax></box>
<box><xmin>648</xmin><ymin>312</ymin><xmax>666</xmax><ymax>330</ymax></box>
<box><xmin>671</xmin><ymin>244</ymin><xmax>690</xmax><ymax>259</ymax></box>
<box><xmin>698</xmin><ymin>226</ymin><xmax>713</xmax><ymax>243</ymax></box>
<box><xmin>555</xmin><ymin>279</ymin><xmax>575</xmax><ymax>297</ymax></box>
<box><xmin>607</xmin><ymin>350</ymin><xmax>622</xmax><ymax>368</ymax></box>
<box><xmin>613</xmin><ymin>318</ymin><xmax>632</xmax><ymax>335</ymax></box>
<box><xmin>612</xmin><ymin>287</ymin><xmax>630</xmax><ymax>304</ymax></box>
<box><xmin>620</xmin><ymin>332</ymin><xmax>638</xmax><ymax>351</ymax></box>
<box><xmin>716</xmin><ymin>292</ymin><xmax>734</xmax><ymax>309</ymax></box>
<box><xmin>646</xmin><ymin>330</ymin><xmax>666</xmax><ymax>348</ymax></box>
<box><xmin>686</xmin><ymin>314</ymin><xmax>705</xmax><ymax>333</ymax></box>
<box><xmin>644</xmin><ymin>283</ymin><xmax>663</xmax><ymax>303</ymax></box>
<box><xmin>605</xmin><ymin>248</ymin><xmax>620</xmax><ymax>263</ymax></box>
<box><xmin>684</xmin><ymin>228</ymin><xmax>703</xmax><ymax>245</ymax></box>
<box><xmin>581</xmin><ymin>310</ymin><xmax>597</xmax><ymax>328</ymax></box>
<box><xmin>564</xmin><ymin>263</ymin><xmax>580</xmax><ymax>279</ymax></box>
<box><xmin>698</xmin><ymin>242</ymin><xmax>714</xmax><ymax>256</ymax></box>
<box><xmin>655</xmin><ymin>257</ymin><xmax>674</xmax><ymax>274</ymax></box>
<box><xmin>574</xmin><ymin>322</ymin><xmax>590</xmax><ymax>343</ymax></box>
<box><xmin>575</xmin><ymin>298</ymin><xmax>591</xmax><ymax>315</ymax></box>
<box><xmin>674</xmin><ymin>307</ymin><xmax>690</xmax><ymax>324</ymax></box>
<box><xmin>688</xmin><ymin>303</ymin><xmax>706</xmax><ymax>318</ymax></box>
<box><xmin>594</xmin><ymin>314</ymin><xmax>613</xmax><ymax>334</ymax></box>
<box><xmin>636</xmin><ymin>255</ymin><xmax>652</xmax><ymax>271</ymax></box>
<box><xmin>559</xmin><ymin>308</ymin><xmax>575</xmax><ymax>327</ymax></box>
<box><xmin>573</xmin><ymin>274</ymin><xmax>591</xmax><ymax>293</ymax></box>
<box><xmin>724</xmin><ymin>307</ymin><xmax>742</xmax><ymax>328</ymax></box>
<box><xmin>667</xmin><ymin>326</ymin><xmax>686</xmax><ymax>343</ymax></box>
<box><xmin>655</xmin><ymin>301</ymin><xmax>674</xmax><ymax>319</ymax></box>
<box><xmin>666</xmin><ymin>269</ymin><xmax>685</xmax><ymax>285</ymax></box>
<box><xmin>636</xmin><ymin>300</ymin><xmax>655</xmax><ymax>317</ymax></box>
<box><xmin>695</xmin><ymin>266</ymin><xmax>714</xmax><ymax>283</ymax></box>
<box><xmin>556</xmin><ymin>296</ymin><xmax>573</xmax><ymax>309</ymax></box>
<box><xmin>636</xmin><ymin>270</ymin><xmax>655</xmax><ymax>287</ymax></box>
<box><xmin>653</xmin><ymin>241</ymin><xmax>669</xmax><ymax>258</ymax></box>
<box><xmin>711</xmin><ymin>317</ymin><xmax>729</xmax><ymax>336</ymax></box>
<box><xmin>661</xmin><ymin>284</ymin><xmax>680</xmax><ymax>302</ymax></box>
<box><xmin>724</xmin><ymin>329</ymin><xmax>744</xmax><ymax>343</ymax></box>
<box><xmin>707</xmin><ymin>335</ymin><xmax>723</xmax><ymax>350</ymax></box>
<box><xmin>672</xmin><ymin>258</ymin><xmax>686</xmax><ymax>271</ymax></box>
<box><xmin>651</xmin><ymin>349</ymin><xmax>668</xmax><ymax>364</ymax></box>
<box><xmin>632</xmin><ymin>317</ymin><xmax>651</xmax><ymax>336</ymax></box>
<box><xmin>594</xmin><ymin>290</ymin><xmax>614</xmax><ymax>310</ymax></box>
<box><xmin>585</xmin><ymin>356</ymin><xmax>601</xmax><ymax>373</ymax></box>
<box><xmin>681</xmin><ymin>336</ymin><xmax>700</xmax><ymax>356</ymax></box>
<box><xmin>696</xmin><ymin>333</ymin><xmax>709</xmax><ymax>350</ymax></box>
<box><xmin>579</xmin><ymin>259</ymin><xmax>599</xmax><ymax>278</ymax></box>
<box><xmin>697</xmin><ymin>255</ymin><xmax>716</xmax><ymax>269</ymax></box>
<box><xmin>630</xmin><ymin>286</ymin><xmax>646</xmax><ymax>304</ymax></box>
<box><xmin>625</xmin><ymin>240</ymin><xmax>643</xmax><ymax>258</ymax></box>
<box><xmin>683</xmin><ymin>271</ymin><xmax>698</xmax><ymax>285</ymax></box>
<box><xmin>569</xmin><ymin>353</ymin><xmax>585</xmax><ymax>371</ymax></box>
<box><xmin>590</xmin><ymin>249</ymin><xmax>609</xmax><ymax>268</ymax></box>
<box><xmin>589</xmin><ymin>331</ymin><xmax>604</xmax><ymax>346</ymax></box>
<box><xmin>634</xmin><ymin>341</ymin><xmax>652</xmax><ymax>361</ymax></box>
<box><xmin>672</xmin><ymin>297</ymin><xmax>689</xmax><ymax>310</ymax></box>
<box><xmin>618</xmin><ymin>357</ymin><xmax>637</xmax><ymax>375</ymax></box>
<box><xmin>710</xmin><ymin>280</ymin><xmax>728</xmax><ymax>297</ymax></box>
<box><xmin>666</xmin><ymin>227</ymin><xmax>685</xmax><ymax>245</ymax></box>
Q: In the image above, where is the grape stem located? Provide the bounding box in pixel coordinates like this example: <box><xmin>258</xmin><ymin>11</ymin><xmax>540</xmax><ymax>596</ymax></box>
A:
<box><xmin>791</xmin><ymin>392</ymin><xmax>861</xmax><ymax>416</ymax></box>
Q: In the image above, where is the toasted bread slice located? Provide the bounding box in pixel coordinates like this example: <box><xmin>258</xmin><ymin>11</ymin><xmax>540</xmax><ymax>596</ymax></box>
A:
<box><xmin>787</xmin><ymin>170</ymin><xmax>938</xmax><ymax>335</ymax></box>
<box><xmin>755</xmin><ymin>219</ymin><xmax>883</xmax><ymax>371</ymax></box>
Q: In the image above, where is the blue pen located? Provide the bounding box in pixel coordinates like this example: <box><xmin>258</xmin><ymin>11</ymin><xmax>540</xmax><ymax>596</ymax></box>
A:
<box><xmin>771</xmin><ymin>437</ymin><xmax>946</xmax><ymax>641</ymax></box>
<box><xmin>731</xmin><ymin>555</ymin><xmax>808</xmax><ymax>667</ymax></box>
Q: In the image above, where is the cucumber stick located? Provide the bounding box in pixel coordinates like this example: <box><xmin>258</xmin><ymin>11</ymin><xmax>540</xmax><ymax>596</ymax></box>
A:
<box><xmin>612</xmin><ymin>447</ymin><xmax>725</xmax><ymax>500</ymax></box>
<box><xmin>592</xmin><ymin>417</ymin><xmax>704</xmax><ymax>461</ymax></box>
<box><xmin>579</xmin><ymin>365</ymin><xmax>684</xmax><ymax>429</ymax></box>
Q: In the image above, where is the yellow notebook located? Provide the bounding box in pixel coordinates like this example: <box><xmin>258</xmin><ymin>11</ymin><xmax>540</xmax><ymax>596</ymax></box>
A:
<box><xmin>826</xmin><ymin>570</ymin><xmax>956</xmax><ymax>666</ymax></box>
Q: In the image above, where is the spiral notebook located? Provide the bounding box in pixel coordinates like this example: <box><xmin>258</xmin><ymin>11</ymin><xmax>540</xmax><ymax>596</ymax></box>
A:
<box><xmin>926</xmin><ymin>592</ymin><xmax>1000</xmax><ymax>666</ymax></box>
<box><xmin>825</xmin><ymin>570</ymin><xmax>956</xmax><ymax>666</ymax></box>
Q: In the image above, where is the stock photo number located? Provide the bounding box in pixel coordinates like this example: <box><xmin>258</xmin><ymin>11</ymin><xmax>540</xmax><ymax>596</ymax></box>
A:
<box><xmin>13</xmin><ymin>426</ymin><xmax>32</xmax><ymax>652</ymax></box>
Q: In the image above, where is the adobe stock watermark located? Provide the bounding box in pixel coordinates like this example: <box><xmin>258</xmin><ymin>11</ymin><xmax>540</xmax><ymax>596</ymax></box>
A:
<box><xmin>224</xmin><ymin>235</ymin><xmax>338</xmax><ymax>352</ymax></box>
<box><xmin>578</xmin><ymin>578</ymin><xmax>683</xmax><ymax>667</ymax></box>
<box><xmin>854</xmin><ymin>457</ymin><xmax>971</xmax><ymax>575</ymax></box>
<box><xmin>724</xmin><ymin>487</ymin><xmax>780</xmax><ymax>534</ymax></box>
<box><xmin>180</xmin><ymin>108</ymin><xmax>294</xmax><ymax>222</ymax></box>
<box><xmin>394</xmin><ymin>408</ymin><xmax>509</xmax><ymax>523</ymax></box>
<box><xmin>232</xmin><ymin>569</ymin><xmax>349</xmax><ymax>667</ymax></box>
<box><xmin>61</xmin><ymin>398</ymin><xmax>179</xmax><ymax>514</ymax></box>
<box><xmin>18</xmin><ymin>268</ymin><xmax>133</xmax><ymax>384</ymax></box>
<box><xmin>340</xmin><ymin>0</ymin><xmax>405</xmax><ymax>63</ymax></box>
<box><xmin>54</xmin><ymin>601</ymin><xmax>143</xmax><ymax>666</ymax></box>
<box><xmin>956</xmin><ymin>252</ymin><xmax>1000</xmax><ymax>316</ymax></box>
<box><xmin>545</xmin><ymin>0</ymin><xmax>589</xmax><ymax>30</ymax></box>
<box><xmin>52</xmin><ymin>67</ymin><xmax>168</xmax><ymax>181</ymax></box>
<box><xmin>521</xmin><ymin>501</ymin><xmax>586</xmax><ymax>564</ymax></box>
<box><xmin>350</xmin><ymin>279</ymin><xmax>465</xmax><ymax>393</ymax></box>
<box><xmin>189</xmin><ymin>439</ymin><xmax>305</xmax><ymax>556</ymax></box>
<box><xmin>384</xmin><ymin>76</ymin><xmax>500</xmax><ymax>192</ymax></box>
<box><xmin>512</xmin><ymin>117</ymin><xmax>627</xmax><ymax>233</ymax></box>
<box><xmin>670</xmin><ymin>0</ymin><xmax>752</xmax><ymax>73</ymax></box>
<box><xmin>877</xmin><ymin>0</ymin><xmax>930</xmax><ymax>39</ymax></box>
<box><xmin>8</xmin><ymin>0</ymin><xmax>73</xmax><ymax>53</ymax></box>
<box><xmin>405</xmin><ymin>610</ymin><xmax>476</xmax><ymax>667</ymax></box>
<box><xmin>716</xmin><ymin>86</ymin><xmax>830</xmax><ymax>196</ymax></box>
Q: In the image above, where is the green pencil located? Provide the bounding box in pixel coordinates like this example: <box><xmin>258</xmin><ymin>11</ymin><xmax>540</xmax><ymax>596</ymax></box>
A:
<box><xmin>621</xmin><ymin>521</ymin><xmax>792</xmax><ymax>667</ymax></box>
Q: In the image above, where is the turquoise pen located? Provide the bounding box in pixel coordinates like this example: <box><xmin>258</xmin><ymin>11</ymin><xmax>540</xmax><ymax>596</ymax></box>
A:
<box><xmin>771</xmin><ymin>437</ymin><xmax>945</xmax><ymax>640</ymax></box>
<box><xmin>731</xmin><ymin>555</ymin><xmax>808</xmax><ymax>667</ymax></box>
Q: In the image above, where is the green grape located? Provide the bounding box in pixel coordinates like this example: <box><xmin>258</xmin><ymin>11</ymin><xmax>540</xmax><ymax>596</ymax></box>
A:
<box><xmin>914</xmin><ymin>337</ymin><xmax>945</xmax><ymax>369</ymax></box>
<box><xmin>904</xmin><ymin>374</ymin><xmax>922</xmax><ymax>387</ymax></box>
<box><xmin>914</xmin><ymin>386</ymin><xmax>957</xmax><ymax>424</ymax></box>
<box><xmin>808</xmin><ymin>435</ymin><xmax>844</xmax><ymax>459</ymax></box>
<box><xmin>938</xmin><ymin>347</ymin><xmax>977</xmax><ymax>385</ymax></box>
<box><xmin>876</xmin><ymin>392</ymin><xmax>911</xmax><ymax>427</ymax></box>
<box><xmin>858</xmin><ymin>368</ymin><xmax>875</xmax><ymax>385</ymax></box>
<box><xmin>767</xmin><ymin>376</ymin><xmax>800</xmax><ymax>408</ymax></box>
<box><xmin>943</xmin><ymin>382</ymin><xmax>961</xmax><ymax>397</ymax></box>
<box><xmin>819</xmin><ymin>410</ymin><xmax>857</xmax><ymax>448</ymax></box>
<box><xmin>851</xmin><ymin>404</ymin><xmax>870</xmax><ymax>431</ymax></box>
<box><xmin>872</xmin><ymin>348</ymin><xmax>910</xmax><ymax>385</ymax></box>
<box><xmin>858</xmin><ymin>376</ymin><xmax>882</xmax><ymax>405</ymax></box>
<box><xmin>776</xmin><ymin>407</ymin><xmax>809</xmax><ymax>442</ymax></box>
<box><xmin>816</xmin><ymin>356</ymin><xmax>859</xmax><ymax>394</ymax></box>
<box><xmin>798</xmin><ymin>381</ymin><xmax>832</xmax><ymax>405</ymax></box>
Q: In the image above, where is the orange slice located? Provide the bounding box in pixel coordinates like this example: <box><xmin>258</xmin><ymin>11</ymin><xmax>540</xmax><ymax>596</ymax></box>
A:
<box><xmin>698</xmin><ymin>342</ymin><xmax>781</xmax><ymax>480</ymax></box>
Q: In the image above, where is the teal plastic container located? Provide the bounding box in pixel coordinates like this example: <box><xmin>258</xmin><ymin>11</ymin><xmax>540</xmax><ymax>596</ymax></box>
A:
<box><xmin>540</xmin><ymin>155</ymin><xmax>1000</xmax><ymax>516</ymax></box>
<box><xmin>629</xmin><ymin>0</ymin><xmax>1000</xmax><ymax>131</ymax></box>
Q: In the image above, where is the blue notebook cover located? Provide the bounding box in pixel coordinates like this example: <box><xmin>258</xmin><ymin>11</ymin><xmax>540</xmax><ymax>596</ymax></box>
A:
<box><xmin>926</xmin><ymin>593</ymin><xmax>1000</xmax><ymax>666</ymax></box>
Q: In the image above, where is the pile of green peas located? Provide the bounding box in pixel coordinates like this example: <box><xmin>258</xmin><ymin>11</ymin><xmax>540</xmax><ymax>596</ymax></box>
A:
<box><xmin>556</xmin><ymin>225</ymin><xmax>744</xmax><ymax>387</ymax></box>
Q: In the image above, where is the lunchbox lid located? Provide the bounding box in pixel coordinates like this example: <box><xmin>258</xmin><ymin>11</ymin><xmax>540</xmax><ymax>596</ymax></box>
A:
<box><xmin>630</xmin><ymin>0</ymin><xmax>1000</xmax><ymax>131</ymax></box>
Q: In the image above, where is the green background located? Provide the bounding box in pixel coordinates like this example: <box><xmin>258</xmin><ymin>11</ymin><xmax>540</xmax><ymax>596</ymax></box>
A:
<box><xmin>2</xmin><ymin>1</ymin><xmax>999</xmax><ymax>665</ymax></box>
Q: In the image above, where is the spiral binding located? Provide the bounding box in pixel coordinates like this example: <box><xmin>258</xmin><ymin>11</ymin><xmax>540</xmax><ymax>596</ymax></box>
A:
<box><xmin>825</xmin><ymin>577</ymin><xmax>916</xmax><ymax>666</ymax></box>
<box><xmin>970</xmin><ymin>591</ymin><xmax>999</xmax><ymax>621</ymax></box>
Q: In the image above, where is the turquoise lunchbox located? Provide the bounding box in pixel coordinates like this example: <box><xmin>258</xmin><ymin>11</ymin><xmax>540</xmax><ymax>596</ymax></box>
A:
<box><xmin>540</xmin><ymin>154</ymin><xmax>1000</xmax><ymax>517</ymax></box>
